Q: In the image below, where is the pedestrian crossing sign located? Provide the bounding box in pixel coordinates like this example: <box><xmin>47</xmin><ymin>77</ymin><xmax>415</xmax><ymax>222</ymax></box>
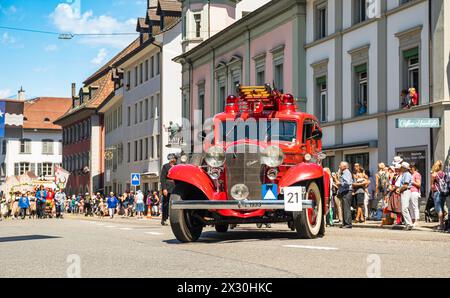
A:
<box><xmin>262</xmin><ymin>184</ymin><xmax>278</xmax><ymax>200</ymax></box>
<box><xmin>131</xmin><ymin>173</ymin><xmax>141</xmax><ymax>186</ymax></box>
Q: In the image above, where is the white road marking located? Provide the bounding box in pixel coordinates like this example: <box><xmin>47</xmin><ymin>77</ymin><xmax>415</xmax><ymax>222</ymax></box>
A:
<box><xmin>283</xmin><ymin>245</ymin><xmax>338</xmax><ymax>251</ymax></box>
<box><xmin>119</xmin><ymin>228</ymin><xmax>133</xmax><ymax>231</ymax></box>
<box><xmin>105</xmin><ymin>226</ymin><xmax>117</xmax><ymax>228</ymax></box>
<box><xmin>145</xmin><ymin>232</ymin><xmax>163</xmax><ymax>235</ymax></box>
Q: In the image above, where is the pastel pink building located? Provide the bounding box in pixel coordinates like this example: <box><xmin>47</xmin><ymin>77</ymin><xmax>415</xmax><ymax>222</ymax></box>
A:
<box><xmin>175</xmin><ymin>0</ymin><xmax>307</xmax><ymax>123</ymax></box>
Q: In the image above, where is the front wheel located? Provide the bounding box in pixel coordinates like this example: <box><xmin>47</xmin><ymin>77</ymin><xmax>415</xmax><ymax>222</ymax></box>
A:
<box><xmin>215</xmin><ymin>224</ymin><xmax>229</xmax><ymax>233</ymax></box>
<box><xmin>293</xmin><ymin>182</ymin><xmax>324</xmax><ymax>239</ymax></box>
<box><xmin>169</xmin><ymin>194</ymin><xmax>204</xmax><ymax>243</ymax></box>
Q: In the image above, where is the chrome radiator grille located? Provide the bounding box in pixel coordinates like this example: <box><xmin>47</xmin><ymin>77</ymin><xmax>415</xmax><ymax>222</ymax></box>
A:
<box><xmin>225</xmin><ymin>144</ymin><xmax>263</xmax><ymax>200</ymax></box>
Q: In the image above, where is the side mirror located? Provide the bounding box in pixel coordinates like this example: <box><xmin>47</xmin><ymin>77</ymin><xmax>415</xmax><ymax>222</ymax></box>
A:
<box><xmin>197</xmin><ymin>131</ymin><xmax>207</xmax><ymax>140</ymax></box>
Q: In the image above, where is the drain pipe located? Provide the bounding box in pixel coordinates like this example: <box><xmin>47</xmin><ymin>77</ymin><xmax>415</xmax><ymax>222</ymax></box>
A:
<box><xmin>152</xmin><ymin>38</ymin><xmax>163</xmax><ymax>179</ymax></box>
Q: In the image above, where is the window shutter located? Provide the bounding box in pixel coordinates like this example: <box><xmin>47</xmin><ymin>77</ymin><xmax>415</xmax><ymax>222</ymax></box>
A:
<box><xmin>14</xmin><ymin>163</ymin><xmax>19</xmax><ymax>176</ymax></box>
<box><xmin>354</xmin><ymin>64</ymin><xmax>367</xmax><ymax>73</ymax></box>
<box><xmin>403</xmin><ymin>47</ymin><xmax>419</xmax><ymax>59</ymax></box>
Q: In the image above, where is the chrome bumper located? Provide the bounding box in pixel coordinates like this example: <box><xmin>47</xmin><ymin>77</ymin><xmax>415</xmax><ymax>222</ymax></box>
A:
<box><xmin>171</xmin><ymin>199</ymin><xmax>315</xmax><ymax>210</ymax></box>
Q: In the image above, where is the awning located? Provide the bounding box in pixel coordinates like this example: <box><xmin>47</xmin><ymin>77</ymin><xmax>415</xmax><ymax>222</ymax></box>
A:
<box><xmin>323</xmin><ymin>140</ymin><xmax>378</xmax><ymax>152</ymax></box>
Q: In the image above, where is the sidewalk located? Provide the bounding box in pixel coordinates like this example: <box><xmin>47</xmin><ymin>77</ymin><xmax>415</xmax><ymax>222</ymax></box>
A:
<box><xmin>64</xmin><ymin>213</ymin><xmax>163</xmax><ymax>223</ymax></box>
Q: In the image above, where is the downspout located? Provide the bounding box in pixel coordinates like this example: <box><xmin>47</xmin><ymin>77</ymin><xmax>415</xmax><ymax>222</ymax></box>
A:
<box><xmin>208</xmin><ymin>0</ymin><xmax>211</xmax><ymax>39</ymax></box>
<box><xmin>428</xmin><ymin>0</ymin><xmax>434</xmax><ymax>164</ymax></box>
<box><xmin>188</xmin><ymin>59</ymin><xmax>194</xmax><ymax>154</ymax></box>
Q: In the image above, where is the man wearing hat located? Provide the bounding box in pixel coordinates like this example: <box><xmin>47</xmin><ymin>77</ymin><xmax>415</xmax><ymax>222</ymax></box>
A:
<box><xmin>399</xmin><ymin>162</ymin><xmax>413</xmax><ymax>230</ymax></box>
<box><xmin>160</xmin><ymin>154</ymin><xmax>178</xmax><ymax>226</ymax></box>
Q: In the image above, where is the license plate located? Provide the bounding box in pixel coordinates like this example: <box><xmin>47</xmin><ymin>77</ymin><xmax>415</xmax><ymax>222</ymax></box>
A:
<box><xmin>283</xmin><ymin>187</ymin><xmax>304</xmax><ymax>212</ymax></box>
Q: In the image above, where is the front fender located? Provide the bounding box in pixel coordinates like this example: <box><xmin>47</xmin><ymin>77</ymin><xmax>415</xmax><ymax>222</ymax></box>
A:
<box><xmin>279</xmin><ymin>163</ymin><xmax>324</xmax><ymax>188</ymax></box>
<box><xmin>168</xmin><ymin>164</ymin><xmax>215</xmax><ymax>200</ymax></box>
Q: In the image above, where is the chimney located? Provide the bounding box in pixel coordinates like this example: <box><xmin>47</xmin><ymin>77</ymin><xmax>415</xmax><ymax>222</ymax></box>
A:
<box><xmin>18</xmin><ymin>86</ymin><xmax>25</xmax><ymax>101</ymax></box>
<box><xmin>72</xmin><ymin>83</ymin><xmax>77</xmax><ymax>98</ymax></box>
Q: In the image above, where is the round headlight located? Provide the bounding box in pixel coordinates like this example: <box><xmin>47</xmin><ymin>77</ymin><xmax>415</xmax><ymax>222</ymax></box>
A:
<box><xmin>205</xmin><ymin>146</ymin><xmax>225</xmax><ymax>168</ymax></box>
<box><xmin>180</xmin><ymin>155</ymin><xmax>189</xmax><ymax>163</ymax></box>
<box><xmin>261</xmin><ymin>146</ymin><xmax>285</xmax><ymax>168</ymax></box>
<box><xmin>304</xmin><ymin>154</ymin><xmax>312</xmax><ymax>162</ymax></box>
<box><xmin>231</xmin><ymin>184</ymin><xmax>249</xmax><ymax>201</ymax></box>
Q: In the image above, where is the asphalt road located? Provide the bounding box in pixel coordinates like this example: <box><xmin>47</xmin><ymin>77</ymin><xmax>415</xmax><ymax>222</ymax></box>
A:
<box><xmin>1</xmin><ymin>215</ymin><xmax>449</xmax><ymax>278</ymax></box>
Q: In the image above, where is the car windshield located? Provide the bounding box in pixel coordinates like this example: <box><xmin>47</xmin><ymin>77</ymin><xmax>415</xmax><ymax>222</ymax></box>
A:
<box><xmin>219</xmin><ymin>120</ymin><xmax>297</xmax><ymax>143</ymax></box>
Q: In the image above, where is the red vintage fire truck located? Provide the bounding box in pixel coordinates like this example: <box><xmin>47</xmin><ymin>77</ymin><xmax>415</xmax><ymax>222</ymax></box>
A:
<box><xmin>168</xmin><ymin>85</ymin><xmax>330</xmax><ymax>242</ymax></box>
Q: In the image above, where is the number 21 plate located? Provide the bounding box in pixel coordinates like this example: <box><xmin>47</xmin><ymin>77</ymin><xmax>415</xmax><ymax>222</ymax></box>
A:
<box><xmin>284</xmin><ymin>187</ymin><xmax>304</xmax><ymax>212</ymax></box>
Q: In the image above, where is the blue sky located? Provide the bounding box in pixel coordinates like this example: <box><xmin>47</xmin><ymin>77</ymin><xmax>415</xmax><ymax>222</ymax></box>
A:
<box><xmin>0</xmin><ymin>0</ymin><xmax>146</xmax><ymax>99</ymax></box>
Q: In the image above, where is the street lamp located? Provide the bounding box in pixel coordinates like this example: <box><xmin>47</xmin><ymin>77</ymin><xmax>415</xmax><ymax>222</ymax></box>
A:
<box><xmin>58</xmin><ymin>33</ymin><xmax>74</xmax><ymax>40</ymax></box>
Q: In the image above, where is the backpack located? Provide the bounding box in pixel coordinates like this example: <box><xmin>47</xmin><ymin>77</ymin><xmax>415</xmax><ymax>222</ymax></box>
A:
<box><xmin>436</xmin><ymin>171</ymin><xmax>449</xmax><ymax>195</ymax></box>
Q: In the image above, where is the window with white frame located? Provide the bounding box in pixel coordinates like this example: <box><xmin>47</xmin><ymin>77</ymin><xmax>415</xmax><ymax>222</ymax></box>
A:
<box><xmin>316</xmin><ymin>77</ymin><xmax>328</xmax><ymax>123</ymax></box>
<box><xmin>1</xmin><ymin>162</ymin><xmax>6</xmax><ymax>177</ymax></box>
<box><xmin>42</xmin><ymin>163</ymin><xmax>53</xmax><ymax>176</ymax></box>
<box><xmin>151</xmin><ymin>56</ymin><xmax>155</xmax><ymax>78</ymax></box>
<box><xmin>218</xmin><ymin>85</ymin><xmax>226</xmax><ymax>113</ymax></box>
<box><xmin>134</xmin><ymin>66</ymin><xmax>138</xmax><ymax>87</ymax></box>
<box><xmin>272</xmin><ymin>46</ymin><xmax>285</xmax><ymax>92</ymax></box>
<box><xmin>42</xmin><ymin>139</ymin><xmax>54</xmax><ymax>155</ymax></box>
<box><xmin>155</xmin><ymin>93</ymin><xmax>160</xmax><ymax>118</ymax></box>
<box><xmin>127</xmin><ymin>106</ymin><xmax>131</xmax><ymax>126</ymax></box>
<box><xmin>156</xmin><ymin>53</ymin><xmax>160</xmax><ymax>76</ymax></box>
<box><xmin>150</xmin><ymin>96</ymin><xmax>155</xmax><ymax>118</ymax></box>
<box><xmin>355</xmin><ymin>64</ymin><xmax>368</xmax><ymax>116</ymax></box>
<box><xmin>194</xmin><ymin>13</ymin><xmax>202</xmax><ymax>38</ymax></box>
<box><xmin>139</xmin><ymin>101</ymin><xmax>143</xmax><ymax>123</ymax></box>
<box><xmin>354</xmin><ymin>0</ymin><xmax>368</xmax><ymax>24</ymax></box>
<box><xmin>254</xmin><ymin>54</ymin><xmax>266</xmax><ymax>86</ymax></box>
<box><xmin>198</xmin><ymin>86</ymin><xmax>205</xmax><ymax>124</ymax></box>
<box><xmin>20</xmin><ymin>139</ymin><xmax>31</xmax><ymax>154</ymax></box>
<box><xmin>315</xmin><ymin>2</ymin><xmax>327</xmax><ymax>40</ymax></box>
<box><xmin>126</xmin><ymin>70</ymin><xmax>131</xmax><ymax>90</ymax></box>
<box><xmin>15</xmin><ymin>162</ymin><xmax>31</xmax><ymax>176</ymax></box>
<box><xmin>405</xmin><ymin>48</ymin><xmax>420</xmax><ymax>92</ymax></box>
<box><xmin>274</xmin><ymin>63</ymin><xmax>284</xmax><ymax>92</ymax></box>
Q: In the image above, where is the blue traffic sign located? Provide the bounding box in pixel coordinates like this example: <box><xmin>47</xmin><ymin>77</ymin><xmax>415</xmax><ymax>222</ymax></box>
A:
<box><xmin>131</xmin><ymin>173</ymin><xmax>141</xmax><ymax>187</ymax></box>
<box><xmin>262</xmin><ymin>184</ymin><xmax>278</xmax><ymax>200</ymax></box>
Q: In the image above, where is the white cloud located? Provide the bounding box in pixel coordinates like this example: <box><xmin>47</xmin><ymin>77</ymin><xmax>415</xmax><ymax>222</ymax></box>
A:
<box><xmin>33</xmin><ymin>67</ymin><xmax>50</xmax><ymax>73</ymax></box>
<box><xmin>0</xmin><ymin>5</ymin><xmax>17</xmax><ymax>15</ymax></box>
<box><xmin>45</xmin><ymin>44</ymin><xmax>59</xmax><ymax>52</ymax></box>
<box><xmin>91</xmin><ymin>48</ymin><xmax>108</xmax><ymax>65</ymax></box>
<box><xmin>0</xmin><ymin>88</ymin><xmax>12</xmax><ymax>99</ymax></box>
<box><xmin>50</xmin><ymin>3</ymin><xmax>137</xmax><ymax>48</ymax></box>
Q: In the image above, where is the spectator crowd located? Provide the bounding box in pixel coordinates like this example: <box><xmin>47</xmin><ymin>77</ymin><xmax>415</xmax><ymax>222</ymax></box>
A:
<box><xmin>326</xmin><ymin>156</ymin><xmax>450</xmax><ymax>233</ymax></box>
<box><xmin>0</xmin><ymin>187</ymin><xmax>163</xmax><ymax>222</ymax></box>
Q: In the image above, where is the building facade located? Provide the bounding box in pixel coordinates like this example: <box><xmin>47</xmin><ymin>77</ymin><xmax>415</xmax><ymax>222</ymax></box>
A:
<box><xmin>99</xmin><ymin>0</ymin><xmax>182</xmax><ymax>194</ymax></box>
<box><xmin>55</xmin><ymin>40</ymin><xmax>140</xmax><ymax>196</ymax></box>
<box><xmin>0</xmin><ymin>96</ymin><xmax>71</xmax><ymax>193</ymax></box>
<box><xmin>305</xmin><ymin>0</ymin><xmax>450</xmax><ymax>194</ymax></box>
